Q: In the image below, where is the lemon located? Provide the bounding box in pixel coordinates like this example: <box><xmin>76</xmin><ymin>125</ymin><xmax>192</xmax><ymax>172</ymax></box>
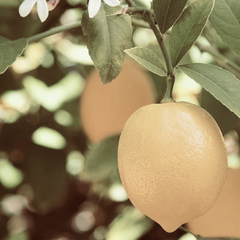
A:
<box><xmin>80</xmin><ymin>59</ymin><xmax>156</xmax><ymax>143</ymax></box>
<box><xmin>188</xmin><ymin>167</ymin><xmax>240</xmax><ymax>237</ymax></box>
<box><xmin>118</xmin><ymin>101</ymin><xmax>227</xmax><ymax>232</ymax></box>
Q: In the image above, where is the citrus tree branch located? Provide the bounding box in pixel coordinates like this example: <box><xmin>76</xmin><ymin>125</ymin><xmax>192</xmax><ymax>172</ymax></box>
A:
<box><xmin>28</xmin><ymin>21</ymin><xmax>82</xmax><ymax>43</ymax></box>
<box><xmin>161</xmin><ymin>75</ymin><xmax>175</xmax><ymax>103</ymax></box>
<box><xmin>131</xmin><ymin>18</ymin><xmax>150</xmax><ymax>28</ymax></box>
<box><xmin>143</xmin><ymin>11</ymin><xmax>174</xmax><ymax>77</ymax></box>
<box><xmin>127</xmin><ymin>6</ymin><xmax>148</xmax><ymax>15</ymax></box>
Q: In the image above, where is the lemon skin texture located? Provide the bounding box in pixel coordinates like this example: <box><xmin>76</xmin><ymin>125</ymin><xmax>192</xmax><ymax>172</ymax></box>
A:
<box><xmin>188</xmin><ymin>168</ymin><xmax>240</xmax><ymax>237</ymax></box>
<box><xmin>118</xmin><ymin>101</ymin><xmax>228</xmax><ymax>233</ymax></box>
<box><xmin>80</xmin><ymin>59</ymin><xmax>156</xmax><ymax>143</ymax></box>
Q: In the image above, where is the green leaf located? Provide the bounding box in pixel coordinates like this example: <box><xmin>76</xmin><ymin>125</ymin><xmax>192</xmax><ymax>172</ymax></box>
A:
<box><xmin>82</xmin><ymin>3</ymin><xmax>132</xmax><ymax>84</ymax></box>
<box><xmin>225</xmin><ymin>0</ymin><xmax>240</xmax><ymax>24</ymax></box>
<box><xmin>24</xmin><ymin>145</ymin><xmax>68</xmax><ymax>215</ymax></box>
<box><xmin>169</xmin><ymin>0</ymin><xmax>214</xmax><ymax>67</ymax></box>
<box><xmin>210</xmin><ymin>0</ymin><xmax>240</xmax><ymax>56</ymax></box>
<box><xmin>178</xmin><ymin>63</ymin><xmax>240</xmax><ymax>118</ymax></box>
<box><xmin>200</xmin><ymin>88</ymin><xmax>240</xmax><ymax>135</ymax></box>
<box><xmin>153</xmin><ymin>0</ymin><xmax>188</xmax><ymax>34</ymax></box>
<box><xmin>0</xmin><ymin>36</ymin><xmax>28</xmax><ymax>74</ymax></box>
<box><xmin>82</xmin><ymin>135</ymin><xmax>120</xmax><ymax>183</ymax></box>
<box><xmin>124</xmin><ymin>47</ymin><xmax>166</xmax><ymax>77</ymax></box>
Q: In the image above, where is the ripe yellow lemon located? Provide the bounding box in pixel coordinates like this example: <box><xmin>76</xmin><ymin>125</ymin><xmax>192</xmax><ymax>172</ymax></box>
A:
<box><xmin>80</xmin><ymin>59</ymin><xmax>156</xmax><ymax>143</ymax></box>
<box><xmin>187</xmin><ymin>167</ymin><xmax>240</xmax><ymax>237</ymax></box>
<box><xmin>118</xmin><ymin>101</ymin><xmax>227</xmax><ymax>233</ymax></box>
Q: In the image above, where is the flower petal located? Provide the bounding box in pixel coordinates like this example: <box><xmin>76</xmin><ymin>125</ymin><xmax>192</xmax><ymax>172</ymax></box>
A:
<box><xmin>37</xmin><ymin>0</ymin><xmax>49</xmax><ymax>22</ymax></box>
<box><xmin>88</xmin><ymin>0</ymin><xmax>101</xmax><ymax>18</ymax></box>
<box><xmin>19</xmin><ymin>0</ymin><xmax>37</xmax><ymax>17</ymax></box>
<box><xmin>103</xmin><ymin>0</ymin><xmax>119</xmax><ymax>7</ymax></box>
<box><xmin>47</xmin><ymin>0</ymin><xmax>60</xmax><ymax>11</ymax></box>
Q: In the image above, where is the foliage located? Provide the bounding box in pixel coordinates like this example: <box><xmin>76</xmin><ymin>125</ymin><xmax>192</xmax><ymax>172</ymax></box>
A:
<box><xmin>0</xmin><ymin>0</ymin><xmax>240</xmax><ymax>239</ymax></box>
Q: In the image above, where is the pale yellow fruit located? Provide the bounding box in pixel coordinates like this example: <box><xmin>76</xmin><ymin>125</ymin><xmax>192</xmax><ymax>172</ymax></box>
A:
<box><xmin>80</xmin><ymin>59</ymin><xmax>156</xmax><ymax>143</ymax></box>
<box><xmin>187</xmin><ymin>167</ymin><xmax>240</xmax><ymax>238</ymax></box>
<box><xmin>118</xmin><ymin>101</ymin><xmax>228</xmax><ymax>233</ymax></box>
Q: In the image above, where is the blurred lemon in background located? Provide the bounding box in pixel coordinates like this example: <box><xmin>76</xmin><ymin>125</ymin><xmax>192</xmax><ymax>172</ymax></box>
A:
<box><xmin>79</xmin><ymin>59</ymin><xmax>156</xmax><ymax>143</ymax></box>
<box><xmin>187</xmin><ymin>167</ymin><xmax>240</xmax><ymax>238</ymax></box>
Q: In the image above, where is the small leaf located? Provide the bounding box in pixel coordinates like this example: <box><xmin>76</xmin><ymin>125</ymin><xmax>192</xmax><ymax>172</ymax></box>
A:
<box><xmin>178</xmin><ymin>63</ymin><xmax>240</xmax><ymax>118</ymax></box>
<box><xmin>0</xmin><ymin>36</ymin><xmax>28</xmax><ymax>74</ymax></box>
<box><xmin>124</xmin><ymin>47</ymin><xmax>166</xmax><ymax>77</ymax></box>
<box><xmin>82</xmin><ymin>3</ymin><xmax>132</xmax><ymax>84</ymax></box>
<box><xmin>153</xmin><ymin>0</ymin><xmax>188</xmax><ymax>34</ymax></box>
<box><xmin>82</xmin><ymin>135</ymin><xmax>120</xmax><ymax>183</ymax></box>
<box><xmin>210</xmin><ymin>0</ymin><xmax>240</xmax><ymax>56</ymax></box>
<box><xmin>169</xmin><ymin>0</ymin><xmax>214</xmax><ymax>67</ymax></box>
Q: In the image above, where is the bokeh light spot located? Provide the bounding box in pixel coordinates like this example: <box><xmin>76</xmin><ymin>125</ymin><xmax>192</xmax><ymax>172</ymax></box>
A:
<box><xmin>66</xmin><ymin>151</ymin><xmax>85</xmax><ymax>175</ymax></box>
<box><xmin>32</xmin><ymin>127</ymin><xmax>66</xmax><ymax>149</ymax></box>
<box><xmin>108</xmin><ymin>183</ymin><xmax>128</xmax><ymax>202</ymax></box>
<box><xmin>54</xmin><ymin>110</ymin><xmax>73</xmax><ymax>127</ymax></box>
<box><xmin>1</xmin><ymin>194</ymin><xmax>27</xmax><ymax>216</ymax></box>
<box><xmin>0</xmin><ymin>158</ymin><xmax>23</xmax><ymax>188</ymax></box>
<box><xmin>72</xmin><ymin>210</ymin><xmax>95</xmax><ymax>232</ymax></box>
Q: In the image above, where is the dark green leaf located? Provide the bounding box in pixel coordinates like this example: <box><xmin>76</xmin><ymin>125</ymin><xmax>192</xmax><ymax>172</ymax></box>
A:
<box><xmin>82</xmin><ymin>135</ymin><xmax>120</xmax><ymax>182</ymax></box>
<box><xmin>200</xmin><ymin>88</ymin><xmax>240</xmax><ymax>135</ymax></box>
<box><xmin>178</xmin><ymin>63</ymin><xmax>240</xmax><ymax>118</ymax></box>
<box><xmin>210</xmin><ymin>0</ymin><xmax>240</xmax><ymax>56</ymax></box>
<box><xmin>0</xmin><ymin>36</ymin><xmax>28</xmax><ymax>74</ymax></box>
<box><xmin>82</xmin><ymin>3</ymin><xmax>132</xmax><ymax>84</ymax></box>
<box><xmin>125</xmin><ymin>47</ymin><xmax>166</xmax><ymax>77</ymax></box>
<box><xmin>169</xmin><ymin>0</ymin><xmax>214</xmax><ymax>67</ymax></box>
<box><xmin>153</xmin><ymin>0</ymin><xmax>188</xmax><ymax>34</ymax></box>
<box><xmin>24</xmin><ymin>145</ymin><xmax>68</xmax><ymax>215</ymax></box>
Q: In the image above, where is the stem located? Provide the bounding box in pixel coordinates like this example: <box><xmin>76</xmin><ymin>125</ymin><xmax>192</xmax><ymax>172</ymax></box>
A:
<box><xmin>127</xmin><ymin>6</ymin><xmax>148</xmax><ymax>15</ymax></box>
<box><xmin>144</xmin><ymin>11</ymin><xmax>173</xmax><ymax>77</ymax></box>
<box><xmin>28</xmin><ymin>21</ymin><xmax>82</xmax><ymax>43</ymax></box>
<box><xmin>142</xmin><ymin>11</ymin><xmax>175</xmax><ymax>103</ymax></box>
<box><xmin>161</xmin><ymin>75</ymin><xmax>175</xmax><ymax>103</ymax></box>
<box><xmin>131</xmin><ymin>18</ymin><xmax>150</xmax><ymax>28</ymax></box>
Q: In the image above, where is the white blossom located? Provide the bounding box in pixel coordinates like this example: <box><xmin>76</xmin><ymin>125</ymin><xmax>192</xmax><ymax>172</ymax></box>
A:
<box><xmin>88</xmin><ymin>0</ymin><xmax>120</xmax><ymax>18</ymax></box>
<box><xmin>19</xmin><ymin>0</ymin><xmax>49</xmax><ymax>22</ymax></box>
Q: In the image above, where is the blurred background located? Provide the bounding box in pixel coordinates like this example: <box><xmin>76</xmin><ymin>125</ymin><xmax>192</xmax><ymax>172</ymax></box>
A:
<box><xmin>0</xmin><ymin>0</ymin><xmax>240</xmax><ymax>239</ymax></box>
